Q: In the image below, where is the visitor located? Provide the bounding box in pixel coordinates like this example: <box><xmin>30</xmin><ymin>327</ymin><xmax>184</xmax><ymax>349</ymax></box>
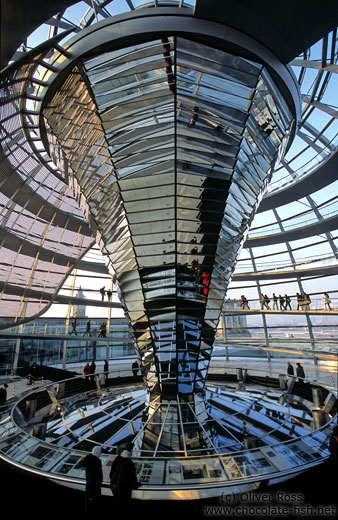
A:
<box><xmin>324</xmin><ymin>292</ymin><xmax>332</xmax><ymax>311</ymax></box>
<box><xmin>303</xmin><ymin>293</ymin><xmax>311</xmax><ymax>310</ymax></box>
<box><xmin>109</xmin><ymin>442</ymin><xmax>140</xmax><ymax>513</ymax></box>
<box><xmin>188</xmin><ymin>105</ymin><xmax>199</xmax><ymax>126</ymax></box>
<box><xmin>27</xmin><ymin>361</ymin><xmax>38</xmax><ymax>385</ymax></box>
<box><xmin>278</xmin><ymin>294</ymin><xmax>285</xmax><ymax>310</ymax></box>
<box><xmin>263</xmin><ymin>295</ymin><xmax>270</xmax><ymax>310</ymax></box>
<box><xmin>132</xmin><ymin>359</ymin><xmax>139</xmax><ymax>377</ymax></box>
<box><xmin>107</xmin><ymin>288</ymin><xmax>112</xmax><ymax>301</ymax></box>
<box><xmin>82</xmin><ymin>446</ymin><xmax>103</xmax><ymax>512</ymax></box>
<box><xmin>272</xmin><ymin>293</ymin><xmax>278</xmax><ymax>310</ymax></box>
<box><xmin>261</xmin><ymin>294</ymin><xmax>270</xmax><ymax>310</ymax></box>
<box><xmin>104</xmin><ymin>359</ymin><xmax>109</xmax><ymax>384</ymax></box>
<box><xmin>296</xmin><ymin>292</ymin><xmax>303</xmax><ymax>310</ymax></box>
<box><xmin>0</xmin><ymin>383</ymin><xmax>8</xmax><ymax>405</ymax></box>
<box><xmin>83</xmin><ymin>319</ymin><xmax>91</xmax><ymax>336</ymax></box>
<box><xmin>329</xmin><ymin>425</ymin><xmax>338</xmax><ymax>462</ymax></box>
<box><xmin>98</xmin><ymin>321</ymin><xmax>106</xmax><ymax>338</ymax></box>
<box><xmin>69</xmin><ymin>318</ymin><xmax>77</xmax><ymax>336</ymax></box>
<box><xmin>296</xmin><ymin>362</ymin><xmax>305</xmax><ymax>381</ymax></box>
<box><xmin>284</xmin><ymin>294</ymin><xmax>292</xmax><ymax>310</ymax></box>
<box><xmin>90</xmin><ymin>360</ymin><xmax>96</xmax><ymax>381</ymax></box>
<box><xmin>99</xmin><ymin>287</ymin><xmax>105</xmax><ymax>301</ymax></box>
<box><xmin>240</xmin><ymin>295</ymin><xmax>250</xmax><ymax>309</ymax></box>
<box><xmin>260</xmin><ymin>294</ymin><xmax>265</xmax><ymax>310</ymax></box>
<box><xmin>83</xmin><ymin>362</ymin><xmax>91</xmax><ymax>378</ymax></box>
<box><xmin>287</xmin><ymin>362</ymin><xmax>294</xmax><ymax>376</ymax></box>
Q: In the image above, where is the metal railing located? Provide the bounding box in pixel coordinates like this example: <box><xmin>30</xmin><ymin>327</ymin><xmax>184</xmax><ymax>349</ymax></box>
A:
<box><xmin>0</xmin><ymin>366</ymin><xmax>336</xmax><ymax>496</ymax></box>
<box><xmin>248</xmin><ymin>199</ymin><xmax>338</xmax><ymax>239</ymax></box>
<box><xmin>223</xmin><ymin>296</ymin><xmax>338</xmax><ymax>312</ymax></box>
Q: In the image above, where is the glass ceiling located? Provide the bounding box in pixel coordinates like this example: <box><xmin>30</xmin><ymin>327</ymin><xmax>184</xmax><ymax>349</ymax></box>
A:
<box><xmin>9</xmin><ymin>0</ymin><xmax>337</xmax><ymax>198</ymax></box>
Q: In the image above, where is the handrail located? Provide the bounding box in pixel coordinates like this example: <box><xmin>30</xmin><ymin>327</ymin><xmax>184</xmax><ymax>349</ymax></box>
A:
<box><xmin>267</xmin><ymin>132</ymin><xmax>338</xmax><ymax>194</ymax></box>
<box><xmin>223</xmin><ymin>296</ymin><xmax>338</xmax><ymax>312</ymax></box>
<box><xmin>235</xmin><ymin>253</ymin><xmax>337</xmax><ymax>273</ymax></box>
<box><xmin>0</xmin><ymin>367</ymin><xmax>335</xmax><ymax>495</ymax></box>
<box><xmin>248</xmin><ymin>201</ymin><xmax>338</xmax><ymax>238</ymax></box>
<box><xmin>0</xmin><ymin>295</ymin><xmax>337</xmax><ymax>339</ymax></box>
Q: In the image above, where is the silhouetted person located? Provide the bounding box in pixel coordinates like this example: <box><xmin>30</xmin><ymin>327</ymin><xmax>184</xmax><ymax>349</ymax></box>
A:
<box><xmin>132</xmin><ymin>360</ymin><xmax>139</xmax><ymax>377</ymax></box>
<box><xmin>98</xmin><ymin>321</ymin><xmax>106</xmax><ymax>337</ymax></box>
<box><xmin>27</xmin><ymin>362</ymin><xmax>38</xmax><ymax>385</ymax></box>
<box><xmin>284</xmin><ymin>294</ymin><xmax>292</xmax><ymax>310</ymax></box>
<box><xmin>279</xmin><ymin>294</ymin><xmax>285</xmax><ymax>310</ymax></box>
<box><xmin>83</xmin><ymin>362</ymin><xmax>91</xmax><ymax>378</ymax></box>
<box><xmin>329</xmin><ymin>426</ymin><xmax>338</xmax><ymax>462</ymax></box>
<box><xmin>287</xmin><ymin>362</ymin><xmax>294</xmax><ymax>376</ymax></box>
<box><xmin>260</xmin><ymin>294</ymin><xmax>265</xmax><ymax>309</ymax></box>
<box><xmin>82</xmin><ymin>446</ymin><xmax>103</xmax><ymax>512</ymax></box>
<box><xmin>69</xmin><ymin>318</ymin><xmax>77</xmax><ymax>336</ymax></box>
<box><xmin>296</xmin><ymin>292</ymin><xmax>303</xmax><ymax>310</ymax></box>
<box><xmin>296</xmin><ymin>362</ymin><xmax>305</xmax><ymax>381</ymax></box>
<box><xmin>90</xmin><ymin>360</ymin><xmax>96</xmax><ymax>381</ymax></box>
<box><xmin>0</xmin><ymin>383</ymin><xmax>8</xmax><ymax>405</ymax></box>
<box><xmin>324</xmin><ymin>293</ymin><xmax>332</xmax><ymax>310</ymax></box>
<box><xmin>261</xmin><ymin>294</ymin><xmax>270</xmax><ymax>309</ymax></box>
<box><xmin>107</xmin><ymin>289</ymin><xmax>112</xmax><ymax>301</ymax></box>
<box><xmin>188</xmin><ymin>105</ymin><xmax>199</xmax><ymax>126</ymax></box>
<box><xmin>83</xmin><ymin>319</ymin><xmax>91</xmax><ymax>336</ymax></box>
<box><xmin>240</xmin><ymin>295</ymin><xmax>249</xmax><ymax>309</ymax></box>
<box><xmin>104</xmin><ymin>359</ymin><xmax>109</xmax><ymax>384</ymax></box>
<box><xmin>304</xmin><ymin>293</ymin><xmax>311</xmax><ymax>310</ymax></box>
<box><xmin>263</xmin><ymin>294</ymin><xmax>270</xmax><ymax>309</ymax></box>
<box><xmin>272</xmin><ymin>293</ymin><xmax>278</xmax><ymax>310</ymax></box>
<box><xmin>99</xmin><ymin>287</ymin><xmax>105</xmax><ymax>301</ymax></box>
<box><xmin>109</xmin><ymin>442</ymin><xmax>139</xmax><ymax>513</ymax></box>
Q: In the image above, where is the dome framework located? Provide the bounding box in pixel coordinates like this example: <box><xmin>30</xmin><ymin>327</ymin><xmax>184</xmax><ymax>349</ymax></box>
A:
<box><xmin>0</xmin><ymin>0</ymin><xmax>337</xmax><ymax>497</ymax></box>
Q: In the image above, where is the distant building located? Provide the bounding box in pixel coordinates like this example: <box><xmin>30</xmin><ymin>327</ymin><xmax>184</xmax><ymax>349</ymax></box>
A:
<box><xmin>222</xmin><ymin>299</ymin><xmax>251</xmax><ymax>336</ymax></box>
<box><xmin>73</xmin><ymin>287</ymin><xmax>86</xmax><ymax>318</ymax></box>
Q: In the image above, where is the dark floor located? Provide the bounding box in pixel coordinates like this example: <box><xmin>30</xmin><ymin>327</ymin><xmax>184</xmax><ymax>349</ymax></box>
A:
<box><xmin>0</xmin><ymin>458</ymin><xmax>336</xmax><ymax>518</ymax></box>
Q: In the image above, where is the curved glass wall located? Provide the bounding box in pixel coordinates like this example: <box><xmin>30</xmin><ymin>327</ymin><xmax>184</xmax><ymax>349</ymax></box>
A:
<box><xmin>0</xmin><ymin>0</ymin><xmax>337</xmax><ymax>352</ymax></box>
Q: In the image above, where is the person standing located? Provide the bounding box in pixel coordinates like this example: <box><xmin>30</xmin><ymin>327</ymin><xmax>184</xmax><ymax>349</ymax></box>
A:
<box><xmin>83</xmin><ymin>362</ymin><xmax>91</xmax><ymax>379</ymax></box>
<box><xmin>107</xmin><ymin>288</ymin><xmax>112</xmax><ymax>302</ymax></box>
<box><xmin>304</xmin><ymin>293</ymin><xmax>311</xmax><ymax>310</ymax></box>
<box><xmin>296</xmin><ymin>362</ymin><xmax>305</xmax><ymax>381</ymax></box>
<box><xmin>240</xmin><ymin>295</ymin><xmax>249</xmax><ymax>309</ymax></box>
<box><xmin>272</xmin><ymin>293</ymin><xmax>279</xmax><ymax>310</ymax></box>
<box><xmin>98</xmin><ymin>321</ymin><xmax>106</xmax><ymax>337</ymax></box>
<box><xmin>287</xmin><ymin>362</ymin><xmax>294</xmax><ymax>376</ymax></box>
<box><xmin>99</xmin><ymin>287</ymin><xmax>105</xmax><ymax>301</ymax></box>
<box><xmin>82</xmin><ymin>446</ymin><xmax>103</xmax><ymax>512</ymax></box>
<box><xmin>284</xmin><ymin>294</ymin><xmax>292</xmax><ymax>310</ymax></box>
<box><xmin>324</xmin><ymin>292</ymin><xmax>332</xmax><ymax>311</ymax></box>
<box><xmin>83</xmin><ymin>319</ymin><xmax>91</xmax><ymax>336</ymax></box>
<box><xmin>278</xmin><ymin>294</ymin><xmax>285</xmax><ymax>310</ymax></box>
<box><xmin>261</xmin><ymin>294</ymin><xmax>270</xmax><ymax>310</ymax></box>
<box><xmin>329</xmin><ymin>426</ymin><xmax>338</xmax><ymax>462</ymax></box>
<box><xmin>90</xmin><ymin>360</ymin><xmax>96</xmax><ymax>381</ymax></box>
<box><xmin>260</xmin><ymin>294</ymin><xmax>265</xmax><ymax>310</ymax></box>
<box><xmin>132</xmin><ymin>360</ymin><xmax>139</xmax><ymax>377</ymax></box>
<box><xmin>104</xmin><ymin>359</ymin><xmax>109</xmax><ymax>385</ymax></box>
<box><xmin>27</xmin><ymin>361</ymin><xmax>38</xmax><ymax>385</ymax></box>
<box><xmin>109</xmin><ymin>442</ymin><xmax>139</xmax><ymax>513</ymax></box>
<box><xmin>0</xmin><ymin>383</ymin><xmax>8</xmax><ymax>405</ymax></box>
<box><xmin>69</xmin><ymin>318</ymin><xmax>77</xmax><ymax>336</ymax></box>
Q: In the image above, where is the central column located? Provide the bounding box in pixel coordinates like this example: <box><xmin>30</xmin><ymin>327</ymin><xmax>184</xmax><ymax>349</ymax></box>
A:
<box><xmin>43</xmin><ymin>33</ymin><xmax>297</xmax><ymax>452</ymax></box>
